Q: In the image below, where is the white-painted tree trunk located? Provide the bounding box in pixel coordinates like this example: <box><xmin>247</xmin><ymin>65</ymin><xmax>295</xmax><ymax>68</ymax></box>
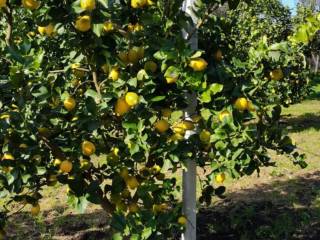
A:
<box><xmin>182</xmin><ymin>1</ymin><xmax>198</xmax><ymax>240</ymax></box>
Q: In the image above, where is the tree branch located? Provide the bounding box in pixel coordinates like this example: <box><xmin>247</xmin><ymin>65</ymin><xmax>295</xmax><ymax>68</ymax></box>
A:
<box><xmin>92</xmin><ymin>70</ymin><xmax>102</xmax><ymax>102</ymax></box>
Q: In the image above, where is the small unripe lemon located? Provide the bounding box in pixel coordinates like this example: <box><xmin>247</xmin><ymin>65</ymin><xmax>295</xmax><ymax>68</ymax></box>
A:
<box><xmin>144</xmin><ymin>61</ymin><xmax>157</xmax><ymax>73</ymax></box>
<box><xmin>131</xmin><ymin>0</ymin><xmax>147</xmax><ymax>8</ymax></box>
<box><xmin>126</xmin><ymin>176</ymin><xmax>139</xmax><ymax>190</ymax></box>
<box><xmin>80</xmin><ymin>0</ymin><xmax>96</xmax><ymax>11</ymax></box>
<box><xmin>178</xmin><ymin>216</ymin><xmax>187</xmax><ymax>225</ymax></box>
<box><xmin>118</xmin><ymin>51</ymin><xmax>128</xmax><ymax>64</ymax></box>
<box><xmin>270</xmin><ymin>69</ymin><xmax>284</xmax><ymax>81</ymax></box>
<box><xmin>81</xmin><ymin>140</ymin><xmax>96</xmax><ymax>156</ymax></box>
<box><xmin>125</xmin><ymin>92</ymin><xmax>139</xmax><ymax>107</ymax></box>
<box><xmin>108</xmin><ymin>68</ymin><xmax>120</xmax><ymax>81</ymax></box>
<box><xmin>22</xmin><ymin>0</ymin><xmax>40</xmax><ymax>10</ymax></box>
<box><xmin>45</xmin><ymin>24</ymin><xmax>55</xmax><ymax>36</ymax></box>
<box><xmin>0</xmin><ymin>0</ymin><xmax>7</xmax><ymax>8</ymax></box>
<box><xmin>134</xmin><ymin>46</ymin><xmax>144</xmax><ymax>59</ymax></box>
<box><xmin>129</xmin><ymin>203</ymin><xmax>139</xmax><ymax>213</ymax></box>
<box><xmin>60</xmin><ymin>160</ymin><xmax>73</xmax><ymax>173</ymax></box>
<box><xmin>215</xmin><ymin>173</ymin><xmax>226</xmax><ymax>183</ymax></box>
<box><xmin>75</xmin><ymin>15</ymin><xmax>91</xmax><ymax>32</ymax></box>
<box><xmin>31</xmin><ymin>203</ymin><xmax>40</xmax><ymax>216</ymax></box>
<box><xmin>234</xmin><ymin>98</ymin><xmax>249</xmax><ymax>111</ymax></box>
<box><xmin>214</xmin><ymin>49</ymin><xmax>223</xmax><ymax>62</ymax></box>
<box><xmin>128</xmin><ymin>49</ymin><xmax>139</xmax><ymax>64</ymax></box>
<box><xmin>115</xmin><ymin>98</ymin><xmax>131</xmax><ymax>116</ymax></box>
<box><xmin>120</xmin><ymin>168</ymin><xmax>129</xmax><ymax>179</ymax></box>
<box><xmin>219</xmin><ymin>110</ymin><xmax>231</xmax><ymax>122</ymax></box>
<box><xmin>161</xmin><ymin>108</ymin><xmax>172</xmax><ymax>118</ymax></box>
<box><xmin>189</xmin><ymin>58</ymin><xmax>208</xmax><ymax>71</ymax></box>
<box><xmin>154</xmin><ymin>120</ymin><xmax>170</xmax><ymax>133</ymax></box>
<box><xmin>199</xmin><ymin>130</ymin><xmax>211</xmax><ymax>143</ymax></box>
<box><xmin>64</xmin><ymin>97</ymin><xmax>76</xmax><ymax>111</ymax></box>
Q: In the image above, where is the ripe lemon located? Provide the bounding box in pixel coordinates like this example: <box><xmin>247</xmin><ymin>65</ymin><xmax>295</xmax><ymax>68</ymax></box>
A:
<box><xmin>214</xmin><ymin>49</ymin><xmax>223</xmax><ymax>62</ymax></box>
<box><xmin>38</xmin><ymin>26</ymin><xmax>47</xmax><ymax>35</ymax></box>
<box><xmin>0</xmin><ymin>0</ymin><xmax>6</xmax><ymax>8</ymax></box>
<box><xmin>1</xmin><ymin>153</ymin><xmax>14</xmax><ymax>161</ymax></box>
<box><xmin>215</xmin><ymin>173</ymin><xmax>226</xmax><ymax>183</ymax></box>
<box><xmin>108</xmin><ymin>67</ymin><xmax>120</xmax><ymax>81</ymax></box>
<box><xmin>125</xmin><ymin>92</ymin><xmax>139</xmax><ymax>107</ymax></box>
<box><xmin>144</xmin><ymin>61</ymin><xmax>157</xmax><ymax>73</ymax></box>
<box><xmin>270</xmin><ymin>68</ymin><xmax>284</xmax><ymax>81</ymax></box>
<box><xmin>128</xmin><ymin>23</ymin><xmax>144</xmax><ymax>32</ymax></box>
<box><xmin>161</xmin><ymin>108</ymin><xmax>172</xmax><ymax>118</ymax></box>
<box><xmin>22</xmin><ymin>0</ymin><xmax>40</xmax><ymax>10</ymax></box>
<box><xmin>219</xmin><ymin>110</ymin><xmax>231</xmax><ymax>122</ymax></box>
<box><xmin>31</xmin><ymin>203</ymin><xmax>40</xmax><ymax>216</ymax></box>
<box><xmin>126</xmin><ymin>176</ymin><xmax>139</xmax><ymax>190</ymax></box>
<box><xmin>172</xmin><ymin>123</ymin><xmax>186</xmax><ymax>135</ymax></box>
<box><xmin>75</xmin><ymin>15</ymin><xmax>91</xmax><ymax>32</ymax></box>
<box><xmin>128</xmin><ymin>49</ymin><xmax>139</xmax><ymax>64</ymax></box>
<box><xmin>81</xmin><ymin>140</ymin><xmax>96</xmax><ymax>156</ymax></box>
<box><xmin>103</xmin><ymin>21</ymin><xmax>114</xmax><ymax>32</ymax></box>
<box><xmin>199</xmin><ymin>130</ymin><xmax>211</xmax><ymax>143</ymax></box>
<box><xmin>115</xmin><ymin>98</ymin><xmax>131</xmax><ymax>116</ymax></box>
<box><xmin>53</xmin><ymin>158</ymin><xmax>62</xmax><ymax>167</ymax></box>
<box><xmin>178</xmin><ymin>216</ymin><xmax>187</xmax><ymax>225</ymax></box>
<box><xmin>189</xmin><ymin>58</ymin><xmax>208</xmax><ymax>71</ymax></box>
<box><xmin>151</xmin><ymin>165</ymin><xmax>161</xmax><ymax>174</ymax></box>
<box><xmin>128</xmin><ymin>203</ymin><xmax>139</xmax><ymax>213</ymax></box>
<box><xmin>131</xmin><ymin>0</ymin><xmax>147</xmax><ymax>8</ymax></box>
<box><xmin>60</xmin><ymin>160</ymin><xmax>73</xmax><ymax>173</ymax></box>
<box><xmin>234</xmin><ymin>97</ymin><xmax>249</xmax><ymax>111</ymax></box>
<box><xmin>64</xmin><ymin>97</ymin><xmax>76</xmax><ymax>111</ymax></box>
<box><xmin>154</xmin><ymin>120</ymin><xmax>170</xmax><ymax>133</ymax></box>
<box><xmin>80</xmin><ymin>0</ymin><xmax>96</xmax><ymax>11</ymax></box>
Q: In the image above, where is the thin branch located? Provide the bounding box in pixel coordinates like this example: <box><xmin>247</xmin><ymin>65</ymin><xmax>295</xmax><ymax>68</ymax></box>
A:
<box><xmin>4</xmin><ymin>4</ymin><xmax>13</xmax><ymax>46</ymax></box>
<box><xmin>49</xmin><ymin>67</ymin><xmax>90</xmax><ymax>74</ymax></box>
<box><xmin>92</xmin><ymin>70</ymin><xmax>102</xmax><ymax>102</ymax></box>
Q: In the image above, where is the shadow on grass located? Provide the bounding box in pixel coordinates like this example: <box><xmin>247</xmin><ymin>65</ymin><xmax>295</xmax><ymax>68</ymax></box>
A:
<box><xmin>5</xmin><ymin>172</ymin><xmax>320</xmax><ymax>240</ymax></box>
<box><xmin>281</xmin><ymin>112</ymin><xmax>320</xmax><ymax>133</ymax></box>
<box><xmin>198</xmin><ymin>171</ymin><xmax>320</xmax><ymax>240</ymax></box>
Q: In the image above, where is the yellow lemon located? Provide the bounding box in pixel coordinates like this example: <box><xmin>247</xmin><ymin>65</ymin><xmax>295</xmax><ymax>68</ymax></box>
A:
<box><xmin>144</xmin><ymin>61</ymin><xmax>157</xmax><ymax>73</ymax></box>
<box><xmin>45</xmin><ymin>23</ymin><xmax>55</xmax><ymax>36</ymax></box>
<box><xmin>178</xmin><ymin>216</ymin><xmax>187</xmax><ymax>225</ymax></box>
<box><xmin>53</xmin><ymin>158</ymin><xmax>62</xmax><ymax>167</ymax></box>
<box><xmin>81</xmin><ymin>140</ymin><xmax>96</xmax><ymax>156</ymax></box>
<box><xmin>199</xmin><ymin>130</ymin><xmax>211</xmax><ymax>143</ymax></box>
<box><xmin>64</xmin><ymin>97</ymin><xmax>76</xmax><ymax>111</ymax></box>
<box><xmin>108</xmin><ymin>67</ymin><xmax>120</xmax><ymax>81</ymax></box>
<box><xmin>31</xmin><ymin>203</ymin><xmax>40</xmax><ymax>216</ymax></box>
<box><xmin>125</xmin><ymin>92</ymin><xmax>139</xmax><ymax>107</ymax></box>
<box><xmin>214</xmin><ymin>49</ymin><xmax>223</xmax><ymax>62</ymax></box>
<box><xmin>60</xmin><ymin>160</ymin><xmax>73</xmax><ymax>173</ymax></box>
<box><xmin>172</xmin><ymin>123</ymin><xmax>186</xmax><ymax>135</ymax></box>
<box><xmin>219</xmin><ymin>110</ymin><xmax>231</xmax><ymax>122</ymax></box>
<box><xmin>115</xmin><ymin>98</ymin><xmax>131</xmax><ymax>116</ymax></box>
<box><xmin>215</xmin><ymin>173</ymin><xmax>226</xmax><ymax>183</ymax></box>
<box><xmin>1</xmin><ymin>153</ymin><xmax>14</xmax><ymax>161</ymax></box>
<box><xmin>75</xmin><ymin>15</ymin><xmax>91</xmax><ymax>32</ymax></box>
<box><xmin>38</xmin><ymin>26</ymin><xmax>47</xmax><ymax>35</ymax></box>
<box><xmin>126</xmin><ymin>176</ymin><xmax>139</xmax><ymax>190</ymax></box>
<box><xmin>134</xmin><ymin>23</ymin><xmax>144</xmax><ymax>31</ymax></box>
<box><xmin>189</xmin><ymin>58</ymin><xmax>208</xmax><ymax>71</ymax></box>
<box><xmin>0</xmin><ymin>0</ymin><xmax>6</xmax><ymax>8</ymax></box>
<box><xmin>270</xmin><ymin>68</ymin><xmax>284</xmax><ymax>81</ymax></box>
<box><xmin>103</xmin><ymin>21</ymin><xmax>115</xmax><ymax>32</ymax></box>
<box><xmin>154</xmin><ymin>119</ymin><xmax>170</xmax><ymax>133</ymax></box>
<box><xmin>80</xmin><ymin>0</ymin><xmax>95</xmax><ymax>11</ymax></box>
<box><xmin>22</xmin><ymin>0</ymin><xmax>39</xmax><ymax>10</ymax></box>
<box><xmin>131</xmin><ymin>0</ymin><xmax>147</xmax><ymax>8</ymax></box>
<box><xmin>234</xmin><ymin>97</ymin><xmax>249</xmax><ymax>111</ymax></box>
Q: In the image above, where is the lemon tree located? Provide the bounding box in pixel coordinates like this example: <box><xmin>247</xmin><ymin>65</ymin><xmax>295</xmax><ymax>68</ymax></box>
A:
<box><xmin>0</xmin><ymin>0</ymin><xmax>318</xmax><ymax>239</ymax></box>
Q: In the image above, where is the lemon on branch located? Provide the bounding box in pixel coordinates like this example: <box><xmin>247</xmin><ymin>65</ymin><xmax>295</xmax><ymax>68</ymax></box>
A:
<box><xmin>0</xmin><ymin>0</ymin><xmax>6</xmax><ymax>8</ymax></box>
<box><xmin>64</xmin><ymin>97</ymin><xmax>76</xmax><ymax>111</ymax></box>
<box><xmin>81</xmin><ymin>140</ymin><xmax>96</xmax><ymax>156</ymax></box>
<box><xmin>131</xmin><ymin>0</ymin><xmax>147</xmax><ymax>8</ymax></box>
<box><xmin>75</xmin><ymin>15</ymin><xmax>91</xmax><ymax>32</ymax></box>
<box><xmin>1</xmin><ymin>153</ymin><xmax>14</xmax><ymax>161</ymax></box>
<box><xmin>215</xmin><ymin>173</ymin><xmax>226</xmax><ymax>184</ymax></box>
<box><xmin>108</xmin><ymin>67</ymin><xmax>120</xmax><ymax>81</ymax></box>
<box><xmin>60</xmin><ymin>160</ymin><xmax>73</xmax><ymax>173</ymax></box>
<box><xmin>199</xmin><ymin>130</ymin><xmax>211</xmax><ymax>143</ymax></box>
<box><xmin>22</xmin><ymin>0</ymin><xmax>40</xmax><ymax>10</ymax></box>
<box><xmin>125</xmin><ymin>92</ymin><xmax>139</xmax><ymax>107</ymax></box>
<box><xmin>103</xmin><ymin>21</ymin><xmax>115</xmax><ymax>32</ymax></box>
<box><xmin>154</xmin><ymin>120</ymin><xmax>170</xmax><ymax>133</ymax></box>
<box><xmin>270</xmin><ymin>68</ymin><xmax>284</xmax><ymax>81</ymax></box>
<box><xmin>30</xmin><ymin>203</ymin><xmax>40</xmax><ymax>216</ymax></box>
<box><xmin>80</xmin><ymin>0</ymin><xmax>96</xmax><ymax>11</ymax></box>
<box><xmin>234</xmin><ymin>97</ymin><xmax>249</xmax><ymax>111</ymax></box>
<box><xmin>115</xmin><ymin>98</ymin><xmax>131</xmax><ymax>116</ymax></box>
<box><xmin>178</xmin><ymin>216</ymin><xmax>187</xmax><ymax>226</ymax></box>
<box><xmin>144</xmin><ymin>61</ymin><xmax>157</xmax><ymax>73</ymax></box>
<box><xmin>189</xmin><ymin>58</ymin><xmax>208</xmax><ymax>71</ymax></box>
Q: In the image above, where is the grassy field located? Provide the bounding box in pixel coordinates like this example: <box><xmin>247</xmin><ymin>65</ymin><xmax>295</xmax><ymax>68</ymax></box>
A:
<box><xmin>4</xmin><ymin>79</ymin><xmax>320</xmax><ymax>240</ymax></box>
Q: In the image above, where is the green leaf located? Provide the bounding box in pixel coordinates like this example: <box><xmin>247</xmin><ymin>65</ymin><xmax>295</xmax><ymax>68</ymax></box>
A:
<box><xmin>112</xmin><ymin>233</ymin><xmax>123</xmax><ymax>240</ymax></box>
<box><xmin>85</xmin><ymin>89</ymin><xmax>100</xmax><ymax>102</ymax></box>
<box><xmin>141</xmin><ymin>227</ymin><xmax>153</xmax><ymax>240</ymax></box>
<box><xmin>210</xmin><ymin>83</ymin><xmax>224</xmax><ymax>95</ymax></box>
<box><xmin>200</xmin><ymin>108</ymin><xmax>212</xmax><ymax>121</ymax></box>
<box><xmin>170</xmin><ymin>110</ymin><xmax>183</xmax><ymax>123</ymax></box>
<box><xmin>93</xmin><ymin>24</ymin><xmax>104</xmax><ymax>37</ymax></box>
<box><xmin>154</xmin><ymin>50</ymin><xmax>176</xmax><ymax>60</ymax></box>
<box><xmin>150</xmin><ymin>96</ymin><xmax>166</xmax><ymax>102</ymax></box>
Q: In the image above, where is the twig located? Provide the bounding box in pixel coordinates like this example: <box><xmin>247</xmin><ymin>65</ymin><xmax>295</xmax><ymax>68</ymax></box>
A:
<box><xmin>49</xmin><ymin>67</ymin><xmax>90</xmax><ymax>74</ymax></box>
<box><xmin>92</xmin><ymin>70</ymin><xmax>102</xmax><ymax>102</ymax></box>
<box><xmin>4</xmin><ymin>4</ymin><xmax>13</xmax><ymax>46</ymax></box>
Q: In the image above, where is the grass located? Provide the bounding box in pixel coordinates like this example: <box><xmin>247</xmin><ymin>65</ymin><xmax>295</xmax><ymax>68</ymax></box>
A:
<box><xmin>4</xmin><ymin>77</ymin><xmax>320</xmax><ymax>239</ymax></box>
